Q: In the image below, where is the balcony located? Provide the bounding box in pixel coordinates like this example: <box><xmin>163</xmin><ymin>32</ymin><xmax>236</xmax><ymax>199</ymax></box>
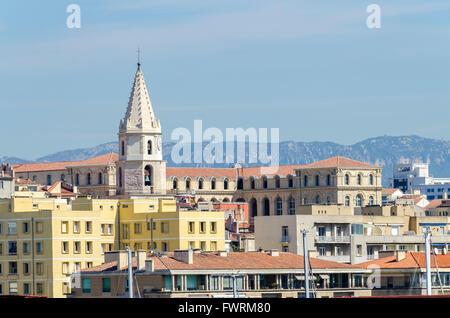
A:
<box><xmin>317</xmin><ymin>255</ymin><xmax>351</xmax><ymax>263</ymax></box>
<box><xmin>315</xmin><ymin>236</ymin><xmax>350</xmax><ymax>243</ymax></box>
<box><xmin>281</xmin><ymin>235</ymin><xmax>290</xmax><ymax>243</ymax></box>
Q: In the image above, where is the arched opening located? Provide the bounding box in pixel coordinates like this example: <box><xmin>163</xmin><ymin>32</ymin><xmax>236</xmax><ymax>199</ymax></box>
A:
<box><xmin>211</xmin><ymin>197</ymin><xmax>219</xmax><ymax>203</ymax></box>
<box><xmin>197</xmin><ymin>197</ymin><xmax>206</xmax><ymax>202</ymax></box>
<box><xmin>186</xmin><ymin>178</ymin><xmax>191</xmax><ymax>190</ymax></box>
<box><xmin>357</xmin><ymin>174</ymin><xmax>362</xmax><ymax>185</ymax></box>
<box><xmin>121</xmin><ymin>141</ymin><xmax>125</xmax><ymax>156</ymax></box>
<box><xmin>237</xmin><ymin>178</ymin><xmax>244</xmax><ymax>190</ymax></box>
<box><xmin>223</xmin><ymin>179</ymin><xmax>229</xmax><ymax>190</ymax></box>
<box><xmin>236</xmin><ymin>198</ymin><xmax>245</xmax><ymax>203</ymax></box>
<box><xmin>198</xmin><ymin>178</ymin><xmax>204</xmax><ymax>190</ymax></box>
<box><xmin>327</xmin><ymin>174</ymin><xmax>331</xmax><ymax>186</ymax></box>
<box><xmin>263</xmin><ymin>177</ymin><xmax>268</xmax><ymax>189</ymax></box>
<box><xmin>275</xmin><ymin>197</ymin><xmax>282</xmax><ymax>215</ymax></box>
<box><xmin>75</xmin><ymin>174</ymin><xmax>80</xmax><ymax>186</ymax></box>
<box><xmin>356</xmin><ymin>194</ymin><xmax>362</xmax><ymax>207</ymax></box>
<box><xmin>250</xmin><ymin>177</ymin><xmax>255</xmax><ymax>189</ymax></box>
<box><xmin>172</xmin><ymin>178</ymin><xmax>178</xmax><ymax>190</ymax></box>
<box><xmin>288</xmin><ymin>197</ymin><xmax>295</xmax><ymax>215</ymax></box>
<box><xmin>369</xmin><ymin>174</ymin><xmax>374</xmax><ymax>185</ymax></box>
<box><xmin>315</xmin><ymin>195</ymin><xmax>321</xmax><ymax>204</ymax></box>
<box><xmin>211</xmin><ymin>178</ymin><xmax>216</xmax><ymax>190</ymax></box>
<box><xmin>87</xmin><ymin>173</ymin><xmax>91</xmax><ymax>185</ymax></box>
<box><xmin>118</xmin><ymin>168</ymin><xmax>122</xmax><ymax>187</ymax></box>
<box><xmin>345</xmin><ymin>195</ymin><xmax>350</xmax><ymax>206</ymax></box>
<box><xmin>263</xmin><ymin>198</ymin><xmax>270</xmax><ymax>216</ymax></box>
<box><xmin>315</xmin><ymin>175</ymin><xmax>320</xmax><ymax>187</ymax></box>
<box><xmin>147</xmin><ymin>140</ymin><xmax>152</xmax><ymax>155</ymax></box>
<box><xmin>98</xmin><ymin>172</ymin><xmax>102</xmax><ymax>185</ymax></box>
<box><xmin>275</xmin><ymin>176</ymin><xmax>281</xmax><ymax>188</ymax></box>
<box><xmin>369</xmin><ymin>196</ymin><xmax>374</xmax><ymax>205</ymax></box>
<box><xmin>250</xmin><ymin>198</ymin><xmax>258</xmax><ymax>217</ymax></box>
<box><xmin>345</xmin><ymin>174</ymin><xmax>350</xmax><ymax>185</ymax></box>
<box><xmin>288</xmin><ymin>176</ymin><xmax>294</xmax><ymax>188</ymax></box>
<box><xmin>144</xmin><ymin>165</ymin><xmax>152</xmax><ymax>186</ymax></box>
<box><xmin>304</xmin><ymin>175</ymin><xmax>308</xmax><ymax>187</ymax></box>
<box><xmin>222</xmin><ymin>197</ymin><xmax>230</xmax><ymax>202</ymax></box>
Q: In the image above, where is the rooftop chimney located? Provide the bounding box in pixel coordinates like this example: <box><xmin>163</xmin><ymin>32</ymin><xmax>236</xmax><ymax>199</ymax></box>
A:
<box><xmin>104</xmin><ymin>250</ymin><xmax>128</xmax><ymax>269</ymax></box>
<box><xmin>145</xmin><ymin>259</ymin><xmax>155</xmax><ymax>272</ymax></box>
<box><xmin>217</xmin><ymin>250</ymin><xmax>228</xmax><ymax>257</ymax></box>
<box><xmin>395</xmin><ymin>250</ymin><xmax>406</xmax><ymax>262</ymax></box>
<box><xmin>269</xmin><ymin>249</ymin><xmax>279</xmax><ymax>257</ymax></box>
<box><xmin>173</xmin><ymin>249</ymin><xmax>194</xmax><ymax>264</ymax></box>
<box><xmin>136</xmin><ymin>249</ymin><xmax>147</xmax><ymax>270</ymax></box>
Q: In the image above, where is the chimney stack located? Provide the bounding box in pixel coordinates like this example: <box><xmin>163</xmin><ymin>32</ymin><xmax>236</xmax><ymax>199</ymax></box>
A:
<box><xmin>136</xmin><ymin>249</ymin><xmax>147</xmax><ymax>270</ymax></box>
<box><xmin>145</xmin><ymin>259</ymin><xmax>155</xmax><ymax>272</ymax></box>
<box><xmin>105</xmin><ymin>250</ymin><xmax>128</xmax><ymax>269</ymax></box>
<box><xmin>269</xmin><ymin>249</ymin><xmax>279</xmax><ymax>257</ymax></box>
<box><xmin>395</xmin><ymin>250</ymin><xmax>406</xmax><ymax>262</ymax></box>
<box><xmin>173</xmin><ymin>250</ymin><xmax>194</xmax><ymax>264</ymax></box>
<box><xmin>218</xmin><ymin>250</ymin><xmax>228</xmax><ymax>257</ymax></box>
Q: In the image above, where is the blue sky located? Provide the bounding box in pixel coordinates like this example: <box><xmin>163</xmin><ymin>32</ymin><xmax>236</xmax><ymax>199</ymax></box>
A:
<box><xmin>1</xmin><ymin>0</ymin><xmax>450</xmax><ymax>159</ymax></box>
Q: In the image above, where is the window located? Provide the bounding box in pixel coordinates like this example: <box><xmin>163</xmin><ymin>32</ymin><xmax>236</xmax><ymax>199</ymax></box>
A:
<box><xmin>23</xmin><ymin>222</ymin><xmax>30</xmax><ymax>234</ymax></box>
<box><xmin>351</xmin><ymin>224</ymin><xmax>364</xmax><ymax>235</ymax></box>
<box><xmin>173</xmin><ymin>178</ymin><xmax>178</xmax><ymax>190</ymax></box>
<box><xmin>36</xmin><ymin>222</ymin><xmax>43</xmax><ymax>233</ymax></box>
<box><xmin>144</xmin><ymin>165</ymin><xmax>152</xmax><ymax>186</ymax></box>
<box><xmin>102</xmin><ymin>278</ymin><xmax>111</xmax><ymax>293</ymax></box>
<box><xmin>98</xmin><ymin>172</ymin><xmax>102</xmax><ymax>185</ymax></box>
<box><xmin>275</xmin><ymin>176</ymin><xmax>281</xmax><ymax>188</ymax></box>
<box><xmin>62</xmin><ymin>262</ymin><xmax>69</xmax><ymax>274</ymax></box>
<box><xmin>357</xmin><ymin>245</ymin><xmax>362</xmax><ymax>256</ymax></box>
<box><xmin>161</xmin><ymin>242</ymin><xmax>168</xmax><ymax>252</ymax></box>
<box><xmin>211</xmin><ymin>241</ymin><xmax>217</xmax><ymax>251</ymax></box>
<box><xmin>200</xmin><ymin>222</ymin><xmax>206</xmax><ymax>233</ymax></box>
<box><xmin>147</xmin><ymin>140</ymin><xmax>152</xmax><ymax>155</ymax></box>
<box><xmin>250</xmin><ymin>178</ymin><xmax>255</xmax><ymax>189</ymax></box>
<box><xmin>107</xmin><ymin>224</ymin><xmax>112</xmax><ymax>235</ymax></box>
<box><xmin>224</xmin><ymin>179</ymin><xmax>229</xmax><ymax>190</ymax></box>
<box><xmin>391</xmin><ymin>226</ymin><xmax>399</xmax><ymax>236</ymax></box>
<box><xmin>161</xmin><ymin>222</ymin><xmax>169</xmax><ymax>233</ymax></box>
<box><xmin>188</xmin><ymin>222</ymin><xmax>195</xmax><ymax>234</ymax></box>
<box><xmin>23</xmin><ymin>283</ymin><xmax>30</xmax><ymax>295</ymax></box>
<box><xmin>36</xmin><ymin>283</ymin><xmax>43</xmax><ymax>295</ymax></box>
<box><xmin>9</xmin><ymin>262</ymin><xmax>17</xmax><ymax>274</ymax></box>
<box><xmin>327</xmin><ymin>174</ymin><xmax>331</xmax><ymax>186</ymax></box>
<box><xmin>275</xmin><ymin>197</ymin><xmax>283</xmax><ymax>215</ymax></box>
<box><xmin>211</xmin><ymin>178</ymin><xmax>216</xmax><ymax>190</ymax></box>
<box><xmin>9</xmin><ymin>282</ymin><xmax>18</xmax><ymax>295</ymax></box>
<box><xmin>210</xmin><ymin>222</ymin><xmax>217</xmax><ymax>233</ymax></box>
<box><xmin>369</xmin><ymin>196</ymin><xmax>374</xmax><ymax>205</ymax></box>
<box><xmin>345</xmin><ymin>196</ymin><xmax>350</xmax><ymax>207</ymax></box>
<box><xmin>354</xmin><ymin>275</ymin><xmax>363</xmax><ymax>287</ymax></box>
<box><xmin>101</xmin><ymin>224</ymin><xmax>105</xmax><ymax>235</ymax></box>
<box><xmin>8</xmin><ymin>241</ymin><xmax>17</xmax><ymax>255</ymax></box>
<box><xmin>23</xmin><ymin>242</ymin><xmax>30</xmax><ymax>254</ymax></box>
<box><xmin>237</xmin><ymin>178</ymin><xmax>243</xmax><ymax>190</ymax></box>
<box><xmin>82</xmin><ymin>278</ymin><xmax>91</xmax><ymax>293</ymax></box>
<box><xmin>7</xmin><ymin>222</ymin><xmax>16</xmax><ymax>235</ymax></box>
<box><xmin>198</xmin><ymin>178</ymin><xmax>203</xmax><ymax>190</ymax></box>
<box><xmin>134</xmin><ymin>223</ymin><xmax>142</xmax><ymax>234</ymax></box>
<box><xmin>47</xmin><ymin>175</ymin><xmax>52</xmax><ymax>186</ymax></box>
<box><xmin>369</xmin><ymin>174</ymin><xmax>374</xmax><ymax>185</ymax></box>
<box><xmin>36</xmin><ymin>263</ymin><xmax>44</xmax><ymax>275</ymax></box>
<box><xmin>118</xmin><ymin>168</ymin><xmax>123</xmax><ymax>187</ymax></box>
<box><xmin>315</xmin><ymin>195</ymin><xmax>321</xmax><ymax>204</ymax></box>
<box><xmin>61</xmin><ymin>174</ymin><xmax>65</xmax><ymax>182</ymax></box>
<box><xmin>23</xmin><ymin>263</ymin><xmax>30</xmax><ymax>275</ymax></box>
<box><xmin>0</xmin><ymin>243</ymin><xmax>2</xmax><ymax>255</ymax></box>
<box><xmin>357</xmin><ymin>174</ymin><xmax>362</xmax><ymax>185</ymax></box>
<box><xmin>186</xmin><ymin>179</ymin><xmax>191</xmax><ymax>190</ymax></box>
<box><xmin>289</xmin><ymin>197</ymin><xmax>295</xmax><ymax>215</ymax></box>
<box><xmin>87</xmin><ymin>173</ymin><xmax>91</xmax><ymax>185</ymax></box>
<box><xmin>200</xmin><ymin>241</ymin><xmax>206</xmax><ymax>250</ymax></box>
<box><xmin>74</xmin><ymin>241</ymin><xmax>81</xmax><ymax>254</ymax></box>
<box><xmin>345</xmin><ymin>174</ymin><xmax>350</xmax><ymax>185</ymax></box>
<box><xmin>74</xmin><ymin>262</ymin><xmax>81</xmax><ymax>272</ymax></box>
<box><xmin>76</xmin><ymin>174</ymin><xmax>80</xmax><ymax>186</ymax></box>
<box><xmin>303</xmin><ymin>175</ymin><xmax>308</xmax><ymax>187</ymax></box>
<box><xmin>318</xmin><ymin>247</ymin><xmax>326</xmax><ymax>256</ymax></box>
<box><xmin>86</xmin><ymin>241</ymin><xmax>93</xmax><ymax>254</ymax></box>
<box><xmin>355</xmin><ymin>194</ymin><xmax>362</xmax><ymax>207</ymax></box>
<box><xmin>62</xmin><ymin>241</ymin><xmax>69</xmax><ymax>254</ymax></box>
<box><xmin>315</xmin><ymin>175</ymin><xmax>320</xmax><ymax>186</ymax></box>
<box><xmin>61</xmin><ymin>221</ymin><xmax>68</xmax><ymax>234</ymax></box>
<box><xmin>36</xmin><ymin>241</ymin><xmax>43</xmax><ymax>254</ymax></box>
<box><xmin>263</xmin><ymin>177</ymin><xmax>268</xmax><ymax>189</ymax></box>
<box><xmin>72</xmin><ymin>221</ymin><xmax>80</xmax><ymax>234</ymax></box>
<box><xmin>122</xmin><ymin>224</ymin><xmax>129</xmax><ymax>239</ymax></box>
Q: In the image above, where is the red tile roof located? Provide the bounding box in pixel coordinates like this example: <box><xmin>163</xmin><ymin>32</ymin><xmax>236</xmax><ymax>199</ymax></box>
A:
<box><xmin>400</xmin><ymin>194</ymin><xmax>427</xmax><ymax>205</ymax></box>
<box><xmin>12</xmin><ymin>153</ymin><xmax>118</xmax><ymax>172</ymax></box>
<box><xmin>82</xmin><ymin>251</ymin><xmax>359</xmax><ymax>273</ymax></box>
<box><xmin>14</xmin><ymin>178</ymin><xmax>40</xmax><ymax>185</ymax></box>
<box><xmin>357</xmin><ymin>252</ymin><xmax>450</xmax><ymax>269</ymax></box>
<box><xmin>425</xmin><ymin>199</ymin><xmax>446</xmax><ymax>210</ymax></box>
<box><xmin>167</xmin><ymin>167</ymin><xmax>236</xmax><ymax>179</ymax></box>
<box><xmin>296</xmin><ymin>156</ymin><xmax>379</xmax><ymax>169</ymax></box>
<box><xmin>382</xmin><ymin>188</ymin><xmax>402</xmax><ymax>195</ymax></box>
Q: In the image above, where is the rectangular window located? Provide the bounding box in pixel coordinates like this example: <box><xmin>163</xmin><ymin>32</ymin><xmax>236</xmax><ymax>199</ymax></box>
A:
<box><xmin>8</xmin><ymin>241</ymin><xmax>17</xmax><ymax>255</ymax></box>
<box><xmin>9</xmin><ymin>262</ymin><xmax>17</xmax><ymax>275</ymax></box>
<box><xmin>0</xmin><ymin>243</ymin><xmax>2</xmax><ymax>255</ymax></box>
<box><xmin>189</xmin><ymin>241</ymin><xmax>195</xmax><ymax>249</ymax></box>
<box><xmin>210</xmin><ymin>222</ymin><xmax>217</xmax><ymax>233</ymax></box>
<box><xmin>122</xmin><ymin>224</ymin><xmax>129</xmax><ymax>239</ymax></box>
<box><xmin>86</xmin><ymin>241</ymin><xmax>93</xmax><ymax>254</ymax></box>
<box><xmin>134</xmin><ymin>223</ymin><xmax>142</xmax><ymax>234</ymax></box>
<box><xmin>62</xmin><ymin>262</ymin><xmax>69</xmax><ymax>274</ymax></box>
<box><xmin>74</xmin><ymin>241</ymin><xmax>81</xmax><ymax>254</ymax></box>
<box><xmin>199</xmin><ymin>222</ymin><xmax>206</xmax><ymax>233</ymax></box>
<box><xmin>7</xmin><ymin>222</ymin><xmax>17</xmax><ymax>235</ymax></box>
<box><xmin>161</xmin><ymin>242</ymin><xmax>168</xmax><ymax>252</ymax></box>
<box><xmin>61</xmin><ymin>221</ymin><xmax>68</xmax><ymax>234</ymax></box>
<box><xmin>0</xmin><ymin>263</ymin><xmax>2</xmax><ymax>274</ymax></box>
<box><xmin>36</xmin><ymin>241</ymin><xmax>43</xmax><ymax>254</ymax></box>
<box><xmin>102</xmin><ymin>278</ymin><xmax>111</xmax><ymax>293</ymax></box>
<box><xmin>101</xmin><ymin>224</ymin><xmax>105</xmax><ymax>235</ymax></box>
<box><xmin>211</xmin><ymin>241</ymin><xmax>217</xmax><ymax>251</ymax></box>
<box><xmin>351</xmin><ymin>224</ymin><xmax>364</xmax><ymax>235</ymax></box>
<box><xmin>36</xmin><ymin>222</ymin><xmax>43</xmax><ymax>233</ymax></box>
<box><xmin>9</xmin><ymin>282</ymin><xmax>18</xmax><ymax>295</ymax></box>
<box><xmin>161</xmin><ymin>222</ymin><xmax>169</xmax><ymax>233</ymax></box>
<box><xmin>82</xmin><ymin>278</ymin><xmax>91</xmax><ymax>293</ymax></box>
<box><xmin>188</xmin><ymin>222</ymin><xmax>195</xmax><ymax>233</ymax></box>
<box><xmin>392</xmin><ymin>226</ymin><xmax>399</xmax><ymax>236</ymax></box>
<box><xmin>23</xmin><ymin>263</ymin><xmax>30</xmax><ymax>275</ymax></box>
<box><xmin>23</xmin><ymin>283</ymin><xmax>30</xmax><ymax>295</ymax></box>
<box><xmin>23</xmin><ymin>222</ymin><xmax>30</xmax><ymax>234</ymax></box>
<box><xmin>85</xmin><ymin>221</ymin><xmax>92</xmax><ymax>233</ymax></box>
<box><xmin>23</xmin><ymin>242</ymin><xmax>30</xmax><ymax>254</ymax></box>
<box><xmin>107</xmin><ymin>224</ymin><xmax>112</xmax><ymax>235</ymax></box>
<box><xmin>74</xmin><ymin>262</ymin><xmax>81</xmax><ymax>272</ymax></box>
<box><xmin>200</xmin><ymin>241</ymin><xmax>206</xmax><ymax>250</ymax></box>
<box><xmin>36</xmin><ymin>283</ymin><xmax>43</xmax><ymax>295</ymax></box>
<box><xmin>36</xmin><ymin>263</ymin><xmax>44</xmax><ymax>275</ymax></box>
<box><xmin>318</xmin><ymin>247</ymin><xmax>326</xmax><ymax>256</ymax></box>
<box><xmin>62</xmin><ymin>241</ymin><xmax>69</xmax><ymax>254</ymax></box>
<box><xmin>73</xmin><ymin>221</ymin><xmax>80</xmax><ymax>233</ymax></box>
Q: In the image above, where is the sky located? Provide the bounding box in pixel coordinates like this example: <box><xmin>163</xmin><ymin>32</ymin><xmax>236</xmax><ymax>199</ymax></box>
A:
<box><xmin>1</xmin><ymin>0</ymin><xmax>449</xmax><ymax>159</ymax></box>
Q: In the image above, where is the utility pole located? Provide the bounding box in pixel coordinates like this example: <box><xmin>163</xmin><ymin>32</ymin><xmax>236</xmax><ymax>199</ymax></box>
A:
<box><xmin>302</xmin><ymin>229</ymin><xmax>310</xmax><ymax>298</ymax></box>
<box><xmin>425</xmin><ymin>228</ymin><xmax>432</xmax><ymax>296</ymax></box>
<box><xmin>232</xmin><ymin>275</ymin><xmax>238</xmax><ymax>298</ymax></box>
<box><xmin>126</xmin><ymin>246</ymin><xmax>134</xmax><ymax>298</ymax></box>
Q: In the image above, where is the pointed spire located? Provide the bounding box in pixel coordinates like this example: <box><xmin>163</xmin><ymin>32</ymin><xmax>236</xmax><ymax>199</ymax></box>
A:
<box><xmin>120</xmin><ymin>63</ymin><xmax>160</xmax><ymax>132</ymax></box>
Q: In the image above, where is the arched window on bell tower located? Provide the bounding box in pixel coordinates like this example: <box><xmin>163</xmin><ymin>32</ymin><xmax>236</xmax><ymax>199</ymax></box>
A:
<box><xmin>144</xmin><ymin>165</ymin><xmax>152</xmax><ymax>186</ymax></box>
<box><xmin>121</xmin><ymin>141</ymin><xmax>125</xmax><ymax>156</ymax></box>
<box><xmin>147</xmin><ymin>140</ymin><xmax>152</xmax><ymax>155</ymax></box>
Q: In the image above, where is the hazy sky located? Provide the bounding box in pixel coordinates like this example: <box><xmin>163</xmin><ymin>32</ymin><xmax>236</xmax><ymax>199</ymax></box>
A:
<box><xmin>1</xmin><ymin>0</ymin><xmax>450</xmax><ymax>159</ymax></box>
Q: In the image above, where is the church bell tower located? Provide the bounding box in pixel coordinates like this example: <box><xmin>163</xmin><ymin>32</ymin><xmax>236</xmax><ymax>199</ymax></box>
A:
<box><xmin>116</xmin><ymin>62</ymin><xmax>167</xmax><ymax>196</ymax></box>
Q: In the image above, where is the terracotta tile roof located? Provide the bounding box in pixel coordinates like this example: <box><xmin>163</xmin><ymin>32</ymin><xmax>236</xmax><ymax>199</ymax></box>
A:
<box><xmin>426</xmin><ymin>199</ymin><xmax>445</xmax><ymax>210</ymax></box>
<box><xmin>83</xmin><ymin>251</ymin><xmax>359</xmax><ymax>273</ymax></box>
<box><xmin>166</xmin><ymin>167</ymin><xmax>236</xmax><ymax>179</ymax></box>
<box><xmin>14</xmin><ymin>178</ymin><xmax>39</xmax><ymax>185</ymax></box>
<box><xmin>382</xmin><ymin>188</ymin><xmax>402</xmax><ymax>195</ymax></box>
<box><xmin>296</xmin><ymin>156</ymin><xmax>379</xmax><ymax>169</ymax></box>
<box><xmin>238</xmin><ymin>165</ymin><xmax>304</xmax><ymax>178</ymax></box>
<box><xmin>357</xmin><ymin>252</ymin><xmax>450</xmax><ymax>269</ymax></box>
<box><xmin>400</xmin><ymin>194</ymin><xmax>426</xmax><ymax>205</ymax></box>
<box><xmin>12</xmin><ymin>153</ymin><xmax>118</xmax><ymax>173</ymax></box>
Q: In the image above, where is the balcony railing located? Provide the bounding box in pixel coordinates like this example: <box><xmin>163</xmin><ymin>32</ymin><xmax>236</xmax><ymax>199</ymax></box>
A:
<box><xmin>315</xmin><ymin>236</ymin><xmax>350</xmax><ymax>243</ymax></box>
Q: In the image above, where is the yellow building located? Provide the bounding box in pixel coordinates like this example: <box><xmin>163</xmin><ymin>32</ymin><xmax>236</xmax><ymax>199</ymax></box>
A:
<box><xmin>0</xmin><ymin>196</ymin><xmax>225</xmax><ymax>298</ymax></box>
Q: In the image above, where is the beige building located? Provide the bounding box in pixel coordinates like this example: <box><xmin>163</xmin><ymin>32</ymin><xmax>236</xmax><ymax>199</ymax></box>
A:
<box><xmin>254</xmin><ymin>204</ymin><xmax>450</xmax><ymax>264</ymax></box>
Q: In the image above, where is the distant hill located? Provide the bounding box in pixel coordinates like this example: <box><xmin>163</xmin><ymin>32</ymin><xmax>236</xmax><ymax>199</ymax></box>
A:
<box><xmin>2</xmin><ymin>135</ymin><xmax>449</xmax><ymax>187</ymax></box>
